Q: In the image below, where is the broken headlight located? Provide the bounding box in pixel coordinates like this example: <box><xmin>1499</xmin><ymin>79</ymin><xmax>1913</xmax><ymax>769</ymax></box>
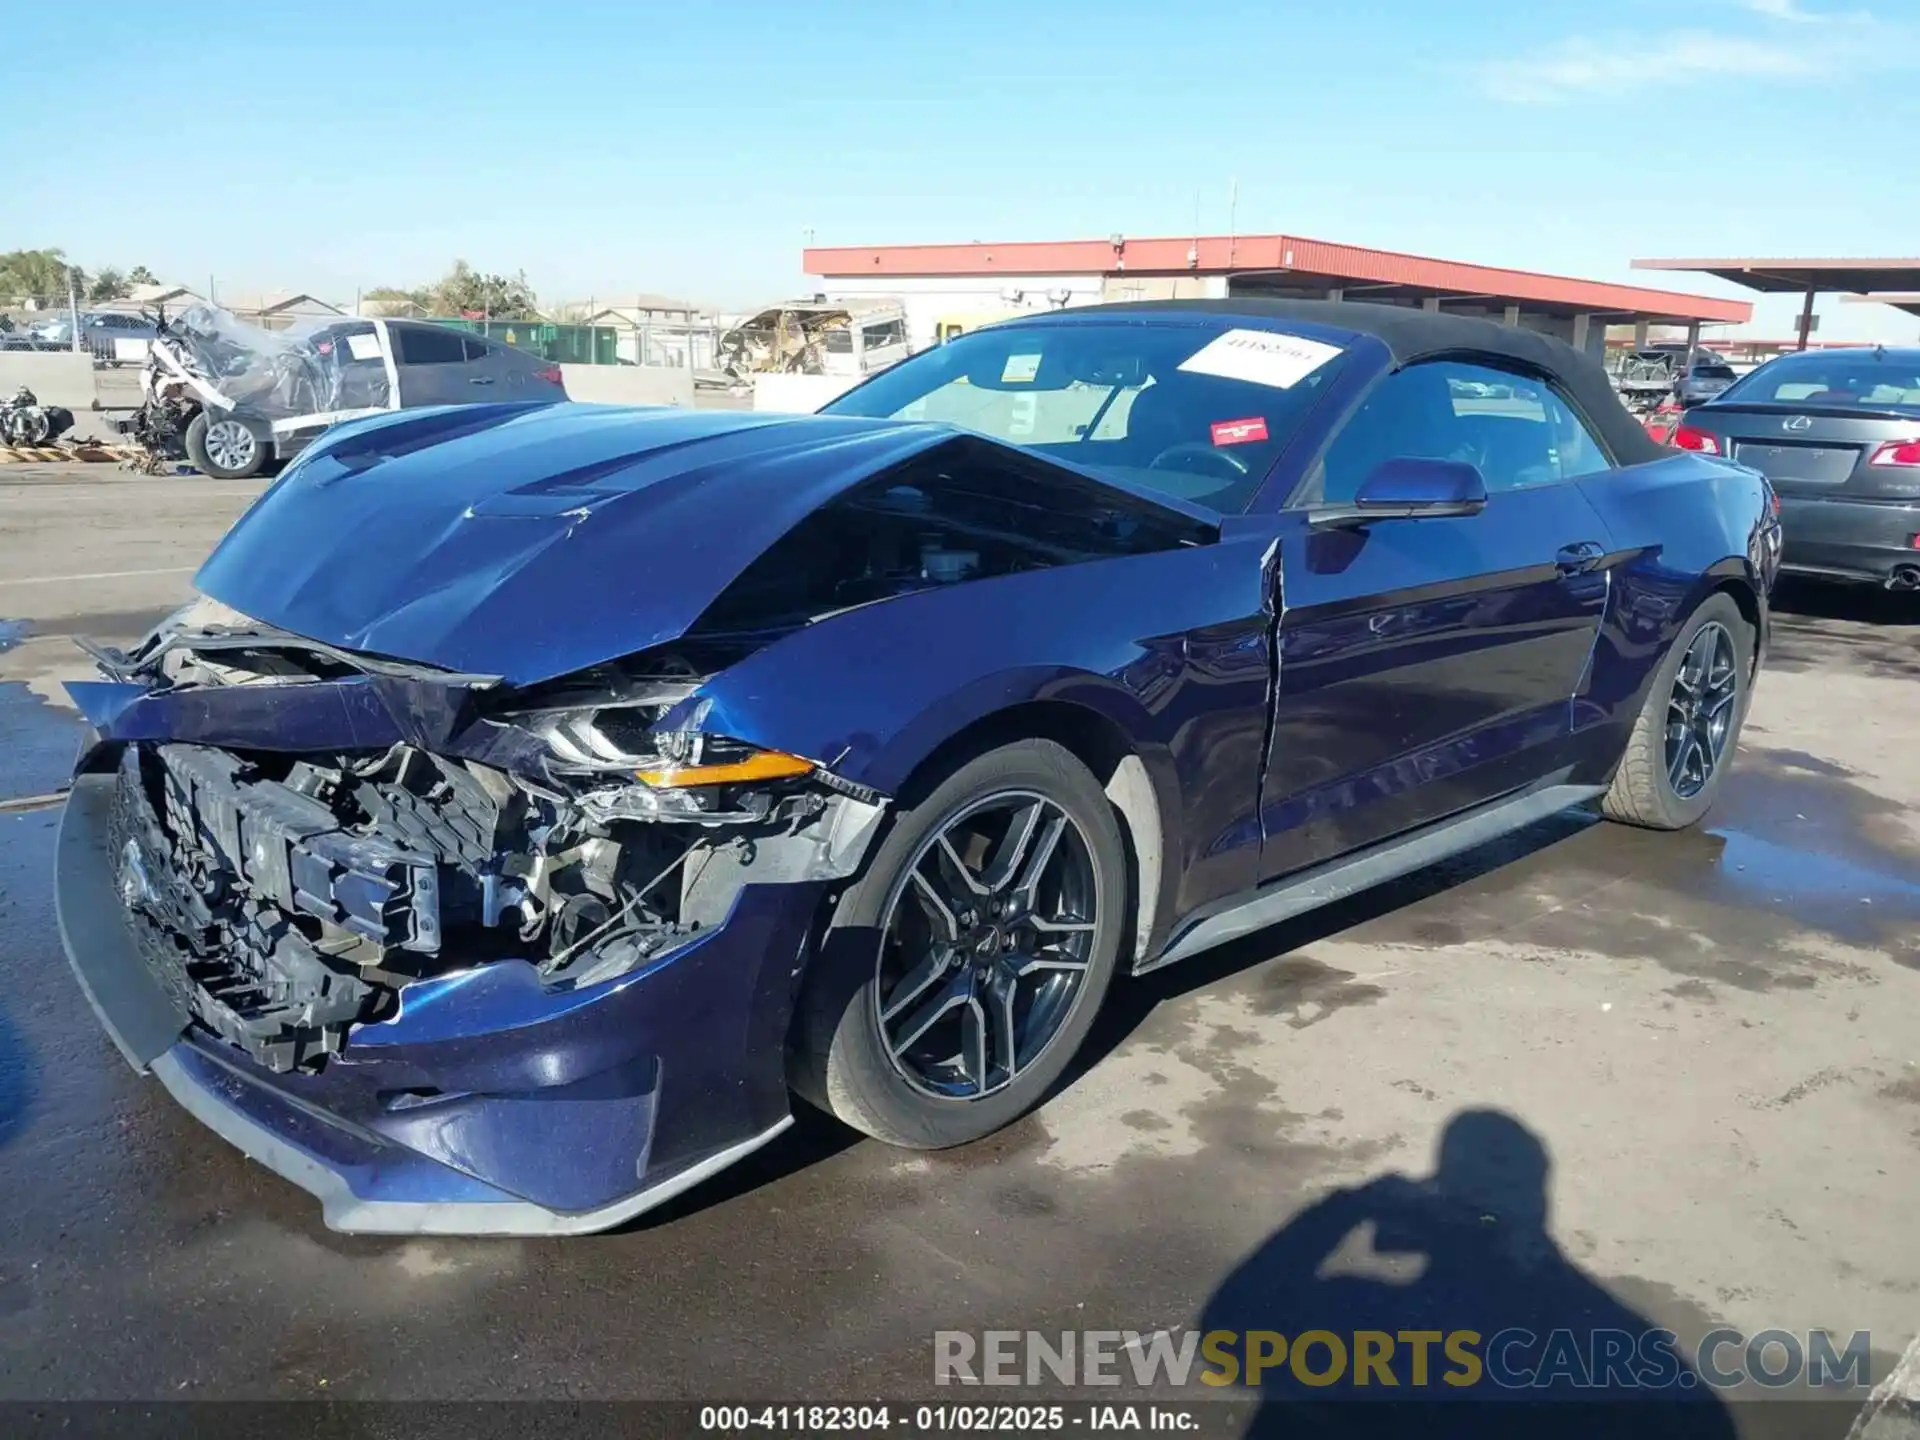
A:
<box><xmin>535</xmin><ymin>709</ymin><xmax>808</xmax><ymax>783</ymax></box>
<box><xmin>529</xmin><ymin>707</ymin><xmax>822</xmax><ymax>823</ymax></box>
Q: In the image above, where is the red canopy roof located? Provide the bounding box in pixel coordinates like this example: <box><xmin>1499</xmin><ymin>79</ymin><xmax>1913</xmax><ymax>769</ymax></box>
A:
<box><xmin>806</xmin><ymin>233</ymin><xmax>1750</xmax><ymax>324</ymax></box>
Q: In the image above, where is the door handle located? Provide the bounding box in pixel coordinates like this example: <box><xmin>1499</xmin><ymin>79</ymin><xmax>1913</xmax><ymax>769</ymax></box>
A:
<box><xmin>468</xmin><ymin>376</ymin><xmax>495</xmax><ymax>385</ymax></box>
<box><xmin>1555</xmin><ymin>541</ymin><xmax>1606</xmax><ymax>574</ymax></box>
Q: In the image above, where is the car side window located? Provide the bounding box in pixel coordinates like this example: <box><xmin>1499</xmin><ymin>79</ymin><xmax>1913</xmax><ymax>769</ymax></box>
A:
<box><xmin>395</xmin><ymin>325</ymin><xmax>467</xmax><ymax>366</ymax></box>
<box><xmin>1308</xmin><ymin>359</ymin><xmax>1614</xmax><ymax>502</ymax></box>
<box><xmin>461</xmin><ymin>336</ymin><xmax>494</xmax><ymax>362</ymax></box>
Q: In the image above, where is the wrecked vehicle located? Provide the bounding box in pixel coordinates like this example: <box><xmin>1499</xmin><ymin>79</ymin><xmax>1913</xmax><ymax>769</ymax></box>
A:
<box><xmin>0</xmin><ymin>385</ymin><xmax>74</xmax><ymax>446</ymax></box>
<box><xmin>718</xmin><ymin>301</ymin><xmax>910</xmax><ymax>383</ymax></box>
<box><xmin>58</xmin><ymin>301</ymin><xmax>1780</xmax><ymax>1234</ymax></box>
<box><xmin>121</xmin><ymin>304</ymin><xmax>568</xmax><ymax>479</ymax></box>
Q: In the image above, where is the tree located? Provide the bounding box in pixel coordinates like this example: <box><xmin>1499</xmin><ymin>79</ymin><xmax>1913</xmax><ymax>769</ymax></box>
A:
<box><xmin>0</xmin><ymin>248</ymin><xmax>85</xmax><ymax>305</ymax></box>
<box><xmin>424</xmin><ymin>260</ymin><xmax>538</xmax><ymax>321</ymax></box>
<box><xmin>126</xmin><ymin>265</ymin><xmax>158</xmax><ymax>287</ymax></box>
<box><xmin>88</xmin><ymin>268</ymin><xmax>130</xmax><ymax>303</ymax></box>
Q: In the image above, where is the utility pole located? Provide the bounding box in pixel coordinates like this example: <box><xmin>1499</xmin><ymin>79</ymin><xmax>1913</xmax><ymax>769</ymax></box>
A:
<box><xmin>67</xmin><ymin>267</ymin><xmax>81</xmax><ymax>353</ymax></box>
<box><xmin>1227</xmin><ymin>177</ymin><xmax>1239</xmax><ymax>269</ymax></box>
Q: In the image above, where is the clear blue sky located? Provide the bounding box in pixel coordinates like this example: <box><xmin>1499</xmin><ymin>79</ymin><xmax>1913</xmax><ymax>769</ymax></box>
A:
<box><xmin>6</xmin><ymin>0</ymin><xmax>1916</xmax><ymax>338</ymax></box>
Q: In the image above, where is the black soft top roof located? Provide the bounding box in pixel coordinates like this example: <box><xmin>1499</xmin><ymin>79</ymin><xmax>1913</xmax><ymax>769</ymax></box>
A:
<box><xmin>1064</xmin><ymin>297</ymin><xmax>1665</xmax><ymax>466</ymax></box>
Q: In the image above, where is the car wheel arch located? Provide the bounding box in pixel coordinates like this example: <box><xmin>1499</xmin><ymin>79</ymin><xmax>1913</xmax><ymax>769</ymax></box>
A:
<box><xmin>869</xmin><ymin>697</ymin><xmax>1177</xmax><ymax>969</ymax></box>
<box><xmin>1680</xmin><ymin>564</ymin><xmax>1764</xmax><ymax>676</ymax></box>
<box><xmin>1709</xmin><ymin>574</ymin><xmax>1764</xmax><ymax>670</ymax></box>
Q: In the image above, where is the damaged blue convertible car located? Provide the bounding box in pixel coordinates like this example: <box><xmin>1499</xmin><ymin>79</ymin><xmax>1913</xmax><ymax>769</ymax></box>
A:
<box><xmin>56</xmin><ymin>300</ymin><xmax>1782</xmax><ymax>1234</ymax></box>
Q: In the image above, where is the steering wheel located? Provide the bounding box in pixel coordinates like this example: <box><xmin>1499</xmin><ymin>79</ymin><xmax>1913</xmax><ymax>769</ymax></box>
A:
<box><xmin>1148</xmin><ymin>442</ymin><xmax>1250</xmax><ymax>482</ymax></box>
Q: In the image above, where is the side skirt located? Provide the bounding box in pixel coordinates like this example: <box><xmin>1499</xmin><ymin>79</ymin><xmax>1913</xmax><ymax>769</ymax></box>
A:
<box><xmin>1139</xmin><ymin>779</ymin><xmax>1605</xmax><ymax>975</ymax></box>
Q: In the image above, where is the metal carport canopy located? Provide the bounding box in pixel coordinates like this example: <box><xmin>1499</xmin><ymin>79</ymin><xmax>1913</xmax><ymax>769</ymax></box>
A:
<box><xmin>806</xmin><ymin>233</ymin><xmax>1751</xmax><ymax>339</ymax></box>
<box><xmin>1633</xmin><ymin>256</ymin><xmax>1920</xmax><ymax>348</ymax></box>
<box><xmin>1844</xmin><ymin>293</ymin><xmax>1920</xmax><ymax>321</ymax></box>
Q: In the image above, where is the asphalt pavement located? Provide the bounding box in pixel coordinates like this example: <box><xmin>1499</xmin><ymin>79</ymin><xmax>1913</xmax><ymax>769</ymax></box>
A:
<box><xmin>2</xmin><ymin>463</ymin><xmax>1918</xmax><ymax>1435</ymax></box>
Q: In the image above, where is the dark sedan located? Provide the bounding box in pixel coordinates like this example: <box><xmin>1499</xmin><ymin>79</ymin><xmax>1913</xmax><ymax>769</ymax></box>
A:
<box><xmin>1675</xmin><ymin>346</ymin><xmax>1920</xmax><ymax>588</ymax></box>
<box><xmin>56</xmin><ymin>300</ymin><xmax>1779</xmax><ymax>1234</ymax></box>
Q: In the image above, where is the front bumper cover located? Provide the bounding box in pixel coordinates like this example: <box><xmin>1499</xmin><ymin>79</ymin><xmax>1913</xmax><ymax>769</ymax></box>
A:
<box><xmin>58</xmin><ymin>770</ymin><xmax>820</xmax><ymax>1235</ymax></box>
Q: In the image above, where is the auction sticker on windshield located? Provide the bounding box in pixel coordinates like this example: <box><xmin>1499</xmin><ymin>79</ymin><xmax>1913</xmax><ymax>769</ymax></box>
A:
<box><xmin>1001</xmin><ymin>353</ymin><xmax>1042</xmax><ymax>384</ymax></box>
<box><xmin>1179</xmin><ymin>328</ymin><xmax>1343</xmax><ymax>390</ymax></box>
<box><xmin>1210</xmin><ymin>416</ymin><xmax>1269</xmax><ymax>445</ymax></box>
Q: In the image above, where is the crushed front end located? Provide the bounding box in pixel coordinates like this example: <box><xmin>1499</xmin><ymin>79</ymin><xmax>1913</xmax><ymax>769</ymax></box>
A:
<box><xmin>57</xmin><ymin>608</ymin><xmax>884</xmax><ymax>1234</ymax></box>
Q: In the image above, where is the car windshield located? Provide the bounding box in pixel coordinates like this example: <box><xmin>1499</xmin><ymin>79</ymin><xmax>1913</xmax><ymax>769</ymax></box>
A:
<box><xmin>820</xmin><ymin>318</ymin><xmax>1352</xmax><ymax>510</ymax></box>
<box><xmin>1717</xmin><ymin>352</ymin><xmax>1920</xmax><ymax>412</ymax></box>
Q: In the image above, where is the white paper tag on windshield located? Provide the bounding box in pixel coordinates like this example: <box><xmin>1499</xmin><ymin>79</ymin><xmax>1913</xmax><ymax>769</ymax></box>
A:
<box><xmin>1177</xmin><ymin>329</ymin><xmax>1342</xmax><ymax>390</ymax></box>
<box><xmin>1001</xmin><ymin>352</ymin><xmax>1042</xmax><ymax>383</ymax></box>
<box><xmin>345</xmin><ymin>333</ymin><xmax>383</xmax><ymax>361</ymax></box>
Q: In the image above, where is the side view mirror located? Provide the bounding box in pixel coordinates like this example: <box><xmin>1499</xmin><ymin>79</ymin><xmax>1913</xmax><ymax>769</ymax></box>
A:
<box><xmin>1308</xmin><ymin>457</ymin><xmax>1489</xmax><ymax>529</ymax></box>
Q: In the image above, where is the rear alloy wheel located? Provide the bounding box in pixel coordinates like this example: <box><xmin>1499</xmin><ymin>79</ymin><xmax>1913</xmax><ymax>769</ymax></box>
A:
<box><xmin>185</xmin><ymin>411</ymin><xmax>268</xmax><ymax>480</ymax></box>
<box><xmin>792</xmin><ymin>739</ymin><xmax>1127</xmax><ymax>1148</ymax></box>
<box><xmin>1602</xmin><ymin>592</ymin><xmax>1753</xmax><ymax>830</ymax></box>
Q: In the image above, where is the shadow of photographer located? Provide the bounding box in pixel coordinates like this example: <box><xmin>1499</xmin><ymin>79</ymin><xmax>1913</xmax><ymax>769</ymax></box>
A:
<box><xmin>1198</xmin><ymin>1108</ymin><xmax>1738</xmax><ymax>1438</ymax></box>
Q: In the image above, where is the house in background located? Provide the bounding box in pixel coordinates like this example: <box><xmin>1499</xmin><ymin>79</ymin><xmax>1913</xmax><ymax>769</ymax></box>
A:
<box><xmin>232</xmin><ymin>291</ymin><xmax>346</xmax><ymax>330</ymax></box>
<box><xmin>96</xmin><ymin>281</ymin><xmax>208</xmax><ymax>315</ymax></box>
<box><xmin>576</xmin><ymin>294</ymin><xmax>719</xmax><ymax>369</ymax></box>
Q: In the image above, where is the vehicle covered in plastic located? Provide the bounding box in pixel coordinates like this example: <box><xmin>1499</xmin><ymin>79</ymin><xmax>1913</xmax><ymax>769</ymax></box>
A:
<box><xmin>57</xmin><ymin>300</ymin><xmax>1780</xmax><ymax>1234</ymax></box>
<box><xmin>120</xmin><ymin>304</ymin><xmax>568</xmax><ymax>479</ymax></box>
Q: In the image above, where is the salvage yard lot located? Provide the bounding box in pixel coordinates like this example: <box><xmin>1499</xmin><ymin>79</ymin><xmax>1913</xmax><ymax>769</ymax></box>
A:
<box><xmin>2</xmin><ymin>463</ymin><xmax>1918</xmax><ymax>1425</ymax></box>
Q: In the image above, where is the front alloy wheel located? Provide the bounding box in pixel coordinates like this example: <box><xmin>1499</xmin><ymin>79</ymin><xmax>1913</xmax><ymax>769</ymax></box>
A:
<box><xmin>791</xmin><ymin>738</ymin><xmax>1127</xmax><ymax>1149</ymax></box>
<box><xmin>202</xmin><ymin>419</ymin><xmax>258</xmax><ymax>474</ymax></box>
<box><xmin>185</xmin><ymin>410</ymin><xmax>269</xmax><ymax>479</ymax></box>
<box><xmin>875</xmin><ymin>793</ymin><xmax>1099</xmax><ymax>1100</ymax></box>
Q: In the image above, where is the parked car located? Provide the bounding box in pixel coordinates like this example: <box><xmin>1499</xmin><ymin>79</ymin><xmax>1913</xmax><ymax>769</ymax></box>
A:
<box><xmin>121</xmin><ymin>306</ymin><xmax>569</xmax><ymax>479</ymax></box>
<box><xmin>1673</xmin><ymin>345</ymin><xmax>1920</xmax><ymax>588</ymax></box>
<box><xmin>19</xmin><ymin>310</ymin><xmax>159</xmax><ymax>362</ymax></box>
<box><xmin>1674</xmin><ymin>355</ymin><xmax>1739</xmax><ymax>409</ymax></box>
<box><xmin>57</xmin><ymin>300</ymin><xmax>1779</xmax><ymax>1234</ymax></box>
<box><xmin>0</xmin><ymin>316</ymin><xmax>69</xmax><ymax>352</ymax></box>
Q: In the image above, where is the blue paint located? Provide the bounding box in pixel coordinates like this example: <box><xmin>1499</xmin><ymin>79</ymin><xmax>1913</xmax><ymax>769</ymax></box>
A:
<box><xmin>52</xmin><ymin>303</ymin><xmax>1781</xmax><ymax>1229</ymax></box>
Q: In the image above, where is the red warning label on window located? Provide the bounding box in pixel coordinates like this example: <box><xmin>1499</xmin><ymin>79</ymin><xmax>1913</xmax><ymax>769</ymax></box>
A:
<box><xmin>1210</xmin><ymin>416</ymin><xmax>1269</xmax><ymax>446</ymax></box>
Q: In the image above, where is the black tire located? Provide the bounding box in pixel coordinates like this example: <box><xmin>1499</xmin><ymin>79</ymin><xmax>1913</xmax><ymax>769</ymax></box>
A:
<box><xmin>1601</xmin><ymin>591</ymin><xmax>1753</xmax><ymax>830</ymax></box>
<box><xmin>184</xmin><ymin>410</ymin><xmax>268</xmax><ymax>480</ymax></box>
<box><xmin>791</xmin><ymin>738</ymin><xmax>1127</xmax><ymax>1149</ymax></box>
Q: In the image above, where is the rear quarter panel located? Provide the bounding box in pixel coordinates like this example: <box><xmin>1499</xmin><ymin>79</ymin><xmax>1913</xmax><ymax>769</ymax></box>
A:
<box><xmin>1571</xmin><ymin>453</ymin><xmax>1774</xmax><ymax>768</ymax></box>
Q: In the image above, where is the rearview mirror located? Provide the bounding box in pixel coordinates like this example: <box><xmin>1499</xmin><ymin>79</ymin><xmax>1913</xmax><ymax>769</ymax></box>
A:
<box><xmin>1308</xmin><ymin>457</ymin><xmax>1488</xmax><ymax>529</ymax></box>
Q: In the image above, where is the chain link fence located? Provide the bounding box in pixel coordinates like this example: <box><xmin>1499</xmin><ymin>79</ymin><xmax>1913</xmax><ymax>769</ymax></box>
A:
<box><xmin>3</xmin><ymin>296</ymin><xmax>735</xmax><ymax>382</ymax></box>
<box><xmin>1</xmin><ymin>297</ymin><xmax>157</xmax><ymax>366</ymax></box>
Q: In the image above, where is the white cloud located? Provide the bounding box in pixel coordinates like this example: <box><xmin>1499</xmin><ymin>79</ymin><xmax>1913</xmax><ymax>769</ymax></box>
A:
<box><xmin>1475</xmin><ymin>9</ymin><xmax>1902</xmax><ymax>104</ymax></box>
<box><xmin>1737</xmin><ymin>0</ymin><xmax>1821</xmax><ymax>20</ymax></box>
<box><xmin>1479</xmin><ymin>30</ymin><xmax>1819</xmax><ymax>103</ymax></box>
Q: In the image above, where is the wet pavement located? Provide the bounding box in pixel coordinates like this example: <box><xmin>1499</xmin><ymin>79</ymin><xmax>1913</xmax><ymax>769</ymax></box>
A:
<box><xmin>0</xmin><ymin>469</ymin><xmax>1917</xmax><ymax>1431</ymax></box>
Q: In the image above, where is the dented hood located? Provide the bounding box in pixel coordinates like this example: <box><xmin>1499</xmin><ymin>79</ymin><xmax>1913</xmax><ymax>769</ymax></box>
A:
<box><xmin>193</xmin><ymin>403</ymin><xmax>950</xmax><ymax>685</ymax></box>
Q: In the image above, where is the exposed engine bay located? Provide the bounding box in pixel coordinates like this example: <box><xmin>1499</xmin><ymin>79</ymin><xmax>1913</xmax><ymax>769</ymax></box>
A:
<box><xmin>693</xmin><ymin>448</ymin><xmax>1208</xmax><ymax>634</ymax></box>
<box><xmin>86</xmin><ymin>436</ymin><xmax>1204</xmax><ymax>1077</ymax></box>
<box><xmin>102</xmin><ymin>619</ymin><xmax>882</xmax><ymax>1075</ymax></box>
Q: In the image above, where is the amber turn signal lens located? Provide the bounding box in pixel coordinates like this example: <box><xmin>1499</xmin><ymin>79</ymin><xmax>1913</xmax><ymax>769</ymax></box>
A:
<box><xmin>634</xmin><ymin>750</ymin><xmax>815</xmax><ymax>788</ymax></box>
